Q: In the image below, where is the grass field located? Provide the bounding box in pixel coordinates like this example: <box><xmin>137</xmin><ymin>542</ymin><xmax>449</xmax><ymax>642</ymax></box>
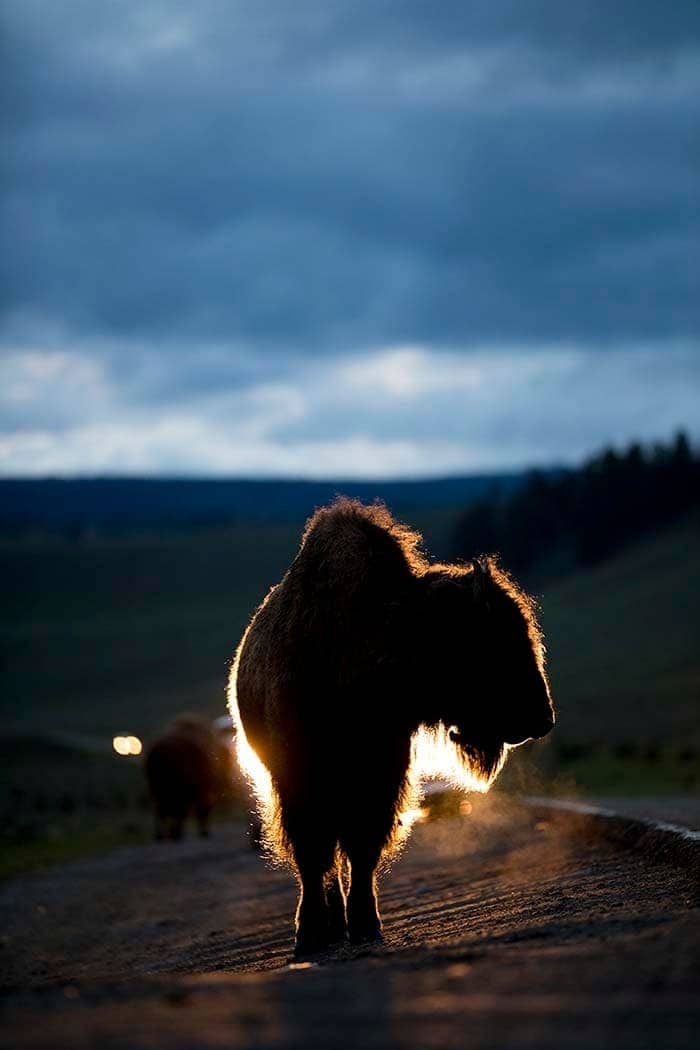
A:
<box><xmin>1</xmin><ymin>506</ymin><xmax>698</xmax><ymax>876</ymax></box>
<box><xmin>0</xmin><ymin>507</ymin><xmax>462</xmax><ymax>738</ymax></box>
<box><xmin>540</xmin><ymin>508</ymin><xmax>700</xmax><ymax>748</ymax></box>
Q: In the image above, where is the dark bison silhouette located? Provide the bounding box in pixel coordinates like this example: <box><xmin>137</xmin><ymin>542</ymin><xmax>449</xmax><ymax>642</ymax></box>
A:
<box><xmin>229</xmin><ymin>499</ymin><xmax>554</xmax><ymax>953</ymax></box>
<box><xmin>145</xmin><ymin>715</ymin><xmax>233</xmax><ymax>840</ymax></box>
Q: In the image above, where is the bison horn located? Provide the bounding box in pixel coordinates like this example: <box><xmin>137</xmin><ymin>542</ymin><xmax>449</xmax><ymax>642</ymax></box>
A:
<box><xmin>470</xmin><ymin>556</ymin><xmax>491</xmax><ymax>606</ymax></box>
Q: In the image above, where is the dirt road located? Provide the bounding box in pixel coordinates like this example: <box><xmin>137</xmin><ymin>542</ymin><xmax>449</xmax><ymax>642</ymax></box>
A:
<box><xmin>1</xmin><ymin>797</ymin><xmax>698</xmax><ymax>1049</ymax></box>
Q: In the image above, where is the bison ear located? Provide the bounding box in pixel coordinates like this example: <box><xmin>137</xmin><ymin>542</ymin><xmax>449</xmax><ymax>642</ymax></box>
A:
<box><xmin>421</xmin><ymin>572</ymin><xmax>460</xmax><ymax>609</ymax></box>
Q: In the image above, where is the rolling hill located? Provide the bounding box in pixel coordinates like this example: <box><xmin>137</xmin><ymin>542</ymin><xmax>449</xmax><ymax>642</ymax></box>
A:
<box><xmin>1</xmin><ymin>506</ymin><xmax>697</xmax><ymax>876</ymax></box>
<box><xmin>0</xmin><ymin>474</ymin><xmax>524</xmax><ymax>533</ymax></box>
<box><xmin>1</xmin><ymin>507</ymin><xmax>697</xmax><ymax>749</ymax></box>
<box><xmin>541</xmin><ymin>509</ymin><xmax>700</xmax><ymax>747</ymax></box>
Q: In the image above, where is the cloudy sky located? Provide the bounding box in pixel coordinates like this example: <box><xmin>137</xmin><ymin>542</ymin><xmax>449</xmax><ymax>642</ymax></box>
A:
<box><xmin>1</xmin><ymin>1</ymin><xmax>698</xmax><ymax>478</ymax></box>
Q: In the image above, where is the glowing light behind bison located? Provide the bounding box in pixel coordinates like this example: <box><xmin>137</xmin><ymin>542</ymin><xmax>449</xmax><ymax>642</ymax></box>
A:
<box><xmin>228</xmin><ymin>498</ymin><xmax>554</xmax><ymax>954</ymax></box>
<box><xmin>409</xmin><ymin>723</ymin><xmax>509</xmax><ymax>792</ymax></box>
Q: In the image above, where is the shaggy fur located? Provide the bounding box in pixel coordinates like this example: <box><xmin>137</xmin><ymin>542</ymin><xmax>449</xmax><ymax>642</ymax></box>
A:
<box><xmin>229</xmin><ymin>499</ymin><xmax>554</xmax><ymax>953</ymax></box>
<box><xmin>144</xmin><ymin>715</ymin><xmax>233</xmax><ymax>841</ymax></box>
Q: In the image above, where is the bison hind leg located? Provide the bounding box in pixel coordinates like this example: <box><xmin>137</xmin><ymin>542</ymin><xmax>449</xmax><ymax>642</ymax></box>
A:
<box><xmin>169</xmin><ymin>812</ymin><xmax>185</xmax><ymax>841</ymax></box>
<box><xmin>341</xmin><ymin>841</ymin><xmax>384</xmax><ymax>945</ymax></box>
<box><xmin>293</xmin><ymin>844</ymin><xmax>343</xmax><ymax>956</ymax></box>
<box><xmin>153</xmin><ymin>801</ymin><xmax>185</xmax><ymax>842</ymax></box>
<box><xmin>325</xmin><ymin>864</ymin><xmax>348</xmax><ymax>945</ymax></box>
<box><xmin>339</xmin><ymin>790</ymin><xmax>407</xmax><ymax>945</ymax></box>
<box><xmin>283</xmin><ymin>805</ymin><xmax>344</xmax><ymax>956</ymax></box>
<box><xmin>195</xmin><ymin>799</ymin><xmax>212</xmax><ymax>838</ymax></box>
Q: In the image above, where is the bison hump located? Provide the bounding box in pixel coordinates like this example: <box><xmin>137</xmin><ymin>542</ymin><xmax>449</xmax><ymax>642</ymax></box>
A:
<box><xmin>292</xmin><ymin>501</ymin><xmax>415</xmax><ymax>604</ymax></box>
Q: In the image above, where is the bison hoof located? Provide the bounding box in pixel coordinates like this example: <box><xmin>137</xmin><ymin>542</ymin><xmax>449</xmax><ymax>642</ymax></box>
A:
<box><xmin>294</xmin><ymin>927</ymin><xmax>332</xmax><ymax>957</ymax></box>
<box><xmin>327</xmin><ymin>917</ymin><xmax>348</xmax><ymax>945</ymax></box>
<box><xmin>348</xmin><ymin>918</ymin><xmax>383</xmax><ymax>946</ymax></box>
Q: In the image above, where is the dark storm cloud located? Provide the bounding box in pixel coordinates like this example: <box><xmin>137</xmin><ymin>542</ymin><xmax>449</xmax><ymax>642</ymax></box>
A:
<box><xmin>338</xmin><ymin>1</ymin><xmax>700</xmax><ymax>66</ymax></box>
<box><xmin>1</xmin><ymin>2</ymin><xmax>699</xmax><ymax>477</ymax></box>
<box><xmin>2</xmin><ymin>0</ymin><xmax>699</xmax><ymax>355</ymax></box>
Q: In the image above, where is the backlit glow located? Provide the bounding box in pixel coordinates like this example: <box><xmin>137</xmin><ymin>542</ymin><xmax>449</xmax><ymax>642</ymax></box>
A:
<box><xmin>397</xmin><ymin>725</ymin><xmax>508</xmax><ymax>834</ymax></box>
<box><xmin>400</xmin><ymin>806</ymin><xmax>428</xmax><ymax>826</ymax></box>
<box><xmin>235</xmin><ymin>721</ymin><xmax>273</xmax><ymax>807</ymax></box>
<box><xmin>409</xmin><ymin>724</ymin><xmax>505</xmax><ymax>794</ymax></box>
<box><xmin>227</xmin><ymin>639</ymin><xmax>278</xmax><ymax>850</ymax></box>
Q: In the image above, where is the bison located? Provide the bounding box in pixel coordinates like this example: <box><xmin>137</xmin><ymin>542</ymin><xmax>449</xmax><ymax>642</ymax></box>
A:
<box><xmin>145</xmin><ymin>715</ymin><xmax>233</xmax><ymax>841</ymax></box>
<box><xmin>228</xmin><ymin>499</ymin><xmax>554</xmax><ymax>954</ymax></box>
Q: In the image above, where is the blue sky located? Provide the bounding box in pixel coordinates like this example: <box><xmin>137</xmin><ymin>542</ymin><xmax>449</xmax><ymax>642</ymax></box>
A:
<box><xmin>1</xmin><ymin>1</ymin><xmax>698</xmax><ymax>477</ymax></box>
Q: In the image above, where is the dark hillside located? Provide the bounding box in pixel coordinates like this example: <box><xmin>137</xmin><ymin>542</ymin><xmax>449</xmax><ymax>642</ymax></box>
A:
<box><xmin>1</xmin><ymin>507</ymin><xmax>698</xmax><ymax>876</ymax></box>
<box><xmin>542</xmin><ymin>509</ymin><xmax>700</xmax><ymax>749</ymax></box>
<box><xmin>0</xmin><ymin>473</ymin><xmax>524</xmax><ymax>534</ymax></box>
<box><xmin>2</xmin><ymin>508</ymin><xmax>697</xmax><ymax>756</ymax></box>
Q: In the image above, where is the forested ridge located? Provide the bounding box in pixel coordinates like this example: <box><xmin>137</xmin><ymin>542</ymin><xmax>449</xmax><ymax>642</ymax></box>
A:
<box><xmin>453</xmin><ymin>432</ymin><xmax>699</xmax><ymax>575</ymax></box>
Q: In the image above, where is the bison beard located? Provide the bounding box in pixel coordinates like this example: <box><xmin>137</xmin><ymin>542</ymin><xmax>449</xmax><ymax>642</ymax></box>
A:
<box><xmin>229</xmin><ymin>499</ymin><xmax>554</xmax><ymax>955</ymax></box>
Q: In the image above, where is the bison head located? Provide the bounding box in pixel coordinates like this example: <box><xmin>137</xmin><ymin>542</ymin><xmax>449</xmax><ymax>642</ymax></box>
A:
<box><xmin>416</xmin><ymin>556</ymin><xmax>554</xmax><ymax>782</ymax></box>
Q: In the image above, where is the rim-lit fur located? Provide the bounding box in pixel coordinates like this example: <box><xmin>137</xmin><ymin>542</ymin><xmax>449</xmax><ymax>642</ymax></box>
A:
<box><xmin>229</xmin><ymin>498</ymin><xmax>554</xmax><ymax>949</ymax></box>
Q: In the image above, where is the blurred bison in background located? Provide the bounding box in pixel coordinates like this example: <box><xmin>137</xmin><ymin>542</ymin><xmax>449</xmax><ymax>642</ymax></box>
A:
<box><xmin>229</xmin><ymin>499</ymin><xmax>554</xmax><ymax>954</ymax></box>
<box><xmin>145</xmin><ymin>715</ymin><xmax>233</xmax><ymax>841</ymax></box>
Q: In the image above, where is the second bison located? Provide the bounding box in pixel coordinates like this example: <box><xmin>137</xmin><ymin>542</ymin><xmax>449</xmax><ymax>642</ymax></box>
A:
<box><xmin>145</xmin><ymin>715</ymin><xmax>233</xmax><ymax>841</ymax></box>
<box><xmin>229</xmin><ymin>499</ymin><xmax>554</xmax><ymax>953</ymax></box>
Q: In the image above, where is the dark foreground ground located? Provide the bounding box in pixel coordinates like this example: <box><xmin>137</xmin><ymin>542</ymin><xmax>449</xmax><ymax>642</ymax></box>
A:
<box><xmin>1</xmin><ymin>797</ymin><xmax>698</xmax><ymax>1050</ymax></box>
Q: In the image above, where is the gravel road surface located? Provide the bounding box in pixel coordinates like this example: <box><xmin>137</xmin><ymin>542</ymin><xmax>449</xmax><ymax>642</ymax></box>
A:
<box><xmin>1</xmin><ymin>796</ymin><xmax>698</xmax><ymax>1049</ymax></box>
